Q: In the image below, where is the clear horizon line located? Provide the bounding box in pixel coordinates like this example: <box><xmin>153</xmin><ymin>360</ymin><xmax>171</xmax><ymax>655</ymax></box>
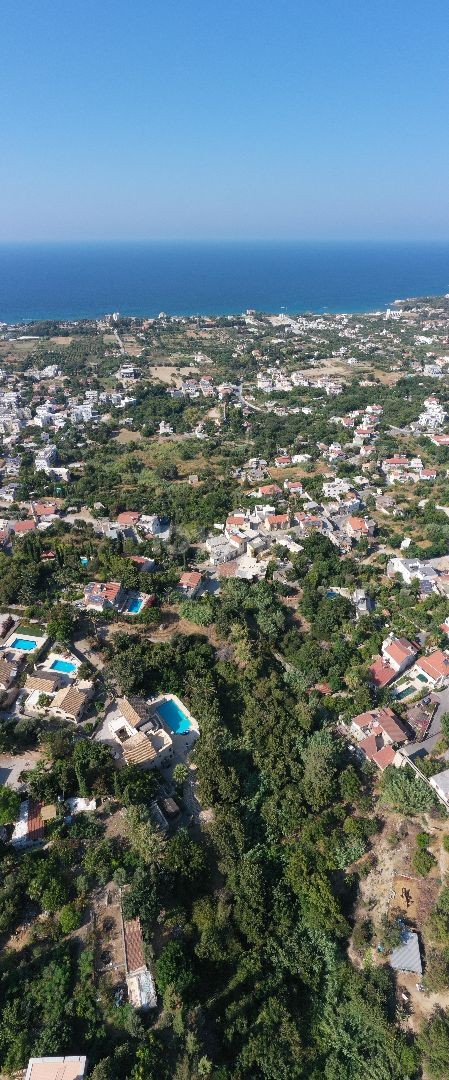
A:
<box><xmin>1</xmin><ymin>236</ymin><xmax>449</xmax><ymax>246</ymax></box>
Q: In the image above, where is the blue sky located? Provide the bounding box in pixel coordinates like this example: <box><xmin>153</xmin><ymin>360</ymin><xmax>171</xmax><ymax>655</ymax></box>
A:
<box><xmin>1</xmin><ymin>0</ymin><xmax>448</xmax><ymax>241</ymax></box>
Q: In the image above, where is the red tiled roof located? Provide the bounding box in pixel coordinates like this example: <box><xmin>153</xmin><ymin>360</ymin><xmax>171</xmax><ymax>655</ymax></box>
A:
<box><xmin>126</xmin><ymin>555</ymin><xmax>153</xmax><ymax>568</ymax></box>
<box><xmin>28</xmin><ymin>800</ymin><xmax>44</xmax><ymax>842</ymax></box>
<box><xmin>85</xmin><ymin>580</ymin><xmax>122</xmax><ymax>603</ymax></box>
<box><xmin>117</xmin><ymin>511</ymin><xmax>140</xmax><ymax>525</ymax></box>
<box><xmin>359</xmin><ymin>734</ymin><xmax>379</xmax><ymax>760</ymax></box>
<box><xmin>34</xmin><ymin>503</ymin><xmax>58</xmax><ymax>517</ymax></box>
<box><xmin>348</xmin><ymin>516</ymin><xmax>369</xmax><ymax>532</ymax></box>
<box><xmin>383</xmin><ymin>637</ymin><xmax>417</xmax><ymax>667</ymax></box>
<box><xmin>378</xmin><ymin>709</ymin><xmax>409</xmax><ymax>744</ymax></box>
<box><xmin>217</xmin><ymin>560</ymin><xmax>239</xmax><ymax>578</ymax></box>
<box><xmin>373</xmin><ymin>745</ymin><xmax>396</xmax><ymax>769</ymax></box>
<box><xmin>14</xmin><ymin>519</ymin><xmax>36</xmax><ymax>532</ymax></box>
<box><xmin>179</xmin><ymin>571</ymin><xmax>201</xmax><ymax>589</ymax></box>
<box><xmin>259</xmin><ymin>484</ymin><xmax>282</xmax><ymax>495</ymax></box>
<box><xmin>226</xmin><ymin>515</ymin><xmax>246</xmax><ymax>527</ymax></box>
<box><xmin>369</xmin><ymin>657</ymin><xmax>396</xmax><ymax>688</ymax></box>
<box><xmin>416</xmin><ymin>650</ymin><xmax>449</xmax><ymax>681</ymax></box>
<box><xmin>123</xmin><ymin>916</ymin><xmax>146</xmax><ymax>974</ymax></box>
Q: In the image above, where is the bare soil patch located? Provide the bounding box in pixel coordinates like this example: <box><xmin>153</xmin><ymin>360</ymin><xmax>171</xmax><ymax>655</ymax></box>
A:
<box><xmin>114</xmin><ymin>427</ymin><xmax>143</xmax><ymax>444</ymax></box>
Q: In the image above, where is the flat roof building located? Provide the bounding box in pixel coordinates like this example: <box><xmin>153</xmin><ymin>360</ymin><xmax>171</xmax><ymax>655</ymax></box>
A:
<box><xmin>24</xmin><ymin>1056</ymin><xmax>86</xmax><ymax>1080</ymax></box>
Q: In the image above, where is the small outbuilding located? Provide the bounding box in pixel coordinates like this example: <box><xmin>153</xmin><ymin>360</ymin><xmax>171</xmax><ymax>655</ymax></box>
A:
<box><xmin>390</xmin><ymin>930</ymin><xmax>422</xmax><ymax>975</ymax></box>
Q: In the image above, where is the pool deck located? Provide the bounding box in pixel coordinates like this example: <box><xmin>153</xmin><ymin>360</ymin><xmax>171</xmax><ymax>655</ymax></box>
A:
<box><xmin>150</xmin><ymin>693</ymin><xmax>199</xmax><ymax>757</ymax></box>
<box><xmin>3</xmin><ymin>630</ymin><xmax>48</xmax><ymax>655</ymax></box>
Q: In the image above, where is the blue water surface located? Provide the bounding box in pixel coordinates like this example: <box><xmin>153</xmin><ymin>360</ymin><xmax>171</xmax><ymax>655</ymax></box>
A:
<box><xmin>12</xmin><ymin>637</ymin><xmax>37</xmax><ymax>650</ymax></box>
<box><xmin>157</xmin><ymin>697</ymin><xmax>192</xmax><ymax>735</ymax></box>
<box><xmin>128</xmin><ymin>598</ymin><xmax>143</xmax><ymax>613</ymax></box>
<box><xmin>1</xmin><ymin>241</ymin><xmax>449</xmax><ymax>322</ymax></box>
<box><xmin>50</xmin><ymin>659</ymin><xmax>76</xmax><ymax>673</ymax></box>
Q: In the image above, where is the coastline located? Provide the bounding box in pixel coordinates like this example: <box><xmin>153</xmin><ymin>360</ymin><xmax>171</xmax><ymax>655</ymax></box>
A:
<box><xmin>1</xmin><ymin>240</ymin><xmax>449</xmax><ymax>324</ymax></box>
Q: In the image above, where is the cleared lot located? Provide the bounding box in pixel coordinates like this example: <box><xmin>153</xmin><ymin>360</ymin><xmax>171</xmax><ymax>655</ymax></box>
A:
<box><xmin>0</xmin><ymin>751</ymin><xmax>43</xmax><ymax>791</ymax></box>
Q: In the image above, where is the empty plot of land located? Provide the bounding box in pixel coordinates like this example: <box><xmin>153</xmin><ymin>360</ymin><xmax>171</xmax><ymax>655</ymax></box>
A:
<box><xmin>391</xmin><ymin>875</ymin><xmax>437</xmax><ymax>923</ymax></box>
<box><xmin>149</xmin><ymin>364</ymin><xmax>199</xmax><ymax>384</ymax></box>
<box><xmin>114</xmin><ymin>427</ymin><xmax>144</xmax><ymax>443</ymax></box>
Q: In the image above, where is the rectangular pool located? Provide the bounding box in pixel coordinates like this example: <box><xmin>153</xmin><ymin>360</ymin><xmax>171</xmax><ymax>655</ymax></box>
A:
<box><xmin>128</xmin><ymin>598</ymin><xmax>143</xmax><ymax>613</ymax></box>
<box><xmin>395</xmin><ymin>685</ymin><xmax>414</xmax><ymax>700</ymax></box>
<box><xmin>157</xmin><ymin>697</ymin><xmax>192</xmax><ymax>734</ymax></box>
<box><xmin>50</xmin><ymin>659</ymin><xmax>76</xmax><ymax>673</ymax></box>
<box><xmin>12</xmin><ymin>637</ymin><xmax>37</xmax><ymax>651</ymax></box>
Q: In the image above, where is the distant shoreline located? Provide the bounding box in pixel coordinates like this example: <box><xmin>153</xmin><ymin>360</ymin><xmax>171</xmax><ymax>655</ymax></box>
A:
<box><xmin>0</xmin><ymin>239</ymin><xmax>448</xmax><ymax>324</ymax></box>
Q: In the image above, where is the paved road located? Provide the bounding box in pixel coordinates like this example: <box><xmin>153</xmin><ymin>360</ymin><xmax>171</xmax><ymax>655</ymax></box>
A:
<box><xmin>236</xmin><ymin>384</ymin><xmax>265</xmax><ymax>412</ymax></box>
<box><xmin>402</xmin><ymin>686</ymin><xmax>449</xmax><ymax>758</ymax></box>
<box><xmin>114</xmin><ymin>329</ymin><xmax>125</xmax><ymax>355</ymax></box>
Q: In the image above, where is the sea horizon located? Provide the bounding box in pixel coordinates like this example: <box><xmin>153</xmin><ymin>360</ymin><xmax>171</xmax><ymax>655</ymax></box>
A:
<box><xmin>1</xmin><ymin>239</ymin><xmax>449</xmax><ymax>323</ymax></box>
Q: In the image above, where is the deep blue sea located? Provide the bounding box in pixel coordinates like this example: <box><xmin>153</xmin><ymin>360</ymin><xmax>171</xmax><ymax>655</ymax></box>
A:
<box><xmin>1</xmin><ymin>241</ymin><xmax>449</xmax><ymax>323</ymax></box>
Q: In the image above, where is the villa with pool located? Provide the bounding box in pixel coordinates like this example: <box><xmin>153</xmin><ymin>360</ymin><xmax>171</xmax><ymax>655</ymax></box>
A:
<box><xmin>107</xmin><ymin>692</ymin><xmax>199</xmax><ymax>770</ymax></box>
<box><xmin>83</xmin><ymin>580</ymin><xmax>154</xmax><ymax>615</ymax></box>
<box><xmin>4</xmin><ymin>629</ymin><xmax>48</xmax><ymax>656</ymax></box>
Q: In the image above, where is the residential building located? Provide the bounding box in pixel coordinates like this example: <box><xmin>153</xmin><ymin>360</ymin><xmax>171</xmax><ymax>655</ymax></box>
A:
<box><xmin>350</xmin><ymin>706</ymin><xmax>410</xmax><ymax>768</ymax></box>
<box><xmin>108</xmin><ymin>696</ymin><xmax>173</xmax><ymax>769</ymax></box>
<box><xmin>178</xmin><ymin>571</ymin><xmax>202</xmax><ymax>597</ymax></box>
<box><xmin>346</xmin><ymin>516</ymin><xmax>375</xmax><ymax>540</ymax></box>
<box><xmin>429</xmin><ymin>769</ymin><xmax>449</xmax><ymax>807</ymax></box>
<box><xmin>412</xmin><ymin>650</ymin><xmax>449</xmax><ymax>688</ymax></box>
<box><xmin>386</xmin><ymin>557</ymin><xmax>439</xmax><ymax>589</ymax></box>
<box><xmin>122</xmin><ymin>915</ymin><xmax>157</xmax><ymax>1010</ymax></box>
<box><xmin>83</xmin><ymin>581</ymin><xmax>125</xmax><ymax>611</ymax></box>
<box><xmin>116</xmin><ymin>511</ymin><xmax>141</xmax><ymax>527</ymax></box>
<box><xmin>0</xmin><ymin>658</ymin><xmax>20</xmax><ymax>690</ymax></box>
<box><xmin>264</xmin><ymin>513</ymin><xmax>290</xmax><ymax>532</ymax></box>
<box><xmin>50</xmin><ymin>686</ymin><xmax>90</xmax><ymax>723</ymax></box>
<box><xmin>24</xmin><ymin>1057</ymin><xmax>87</xmax><ymax>1080</ymax></box>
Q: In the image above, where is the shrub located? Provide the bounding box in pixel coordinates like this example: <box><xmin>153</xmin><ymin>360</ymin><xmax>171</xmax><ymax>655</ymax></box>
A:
<box><xmin>413</xmin><ymin>848</ymin><xmax>437</xmax><ymax>876</ymax></box>
<box><xmin>417</xmin><ymin>831</ymin><xmax>432</xmax><ymax>848</ymax></box>
<box><xmin>352</xmin><ymin>918</ymin><xmax>373</xmax><ymax>953</ymax></box>
<box><xmin>59</xmin><ymin>903</ymin><xmax>82</xmax><ymax>935</ymax></box>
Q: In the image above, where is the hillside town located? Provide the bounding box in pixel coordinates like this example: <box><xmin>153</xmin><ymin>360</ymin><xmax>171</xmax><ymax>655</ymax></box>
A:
<box><xmin>3</xmin><ymin>298</ymin><xmax>449</xmax><ymax>1076</ymax></box>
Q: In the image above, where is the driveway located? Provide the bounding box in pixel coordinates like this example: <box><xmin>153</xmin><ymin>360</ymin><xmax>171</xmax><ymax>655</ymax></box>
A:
<box><xmin>0</xmin><ymin>751</ymin><xmax>42</xmax><ymax>791</ymax></box>
<box><xmin>94</xmin><ymin>703</ymin><xmax>123</xmax><ymax>758</ymax></box>
<box><xmin>402</xmin><ymin>686</ymin><xmax>449</xmax><ymax>758</ymax></box>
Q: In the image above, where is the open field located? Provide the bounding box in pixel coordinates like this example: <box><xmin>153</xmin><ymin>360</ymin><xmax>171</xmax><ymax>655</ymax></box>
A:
<box><xmin>148</xmin><ymin>363</ymin><xmax>199</xmax><ymax>384</ymax></box>
<box><xmin>113</xmin><ymin>427</ymin><xmax>144</xmax><ymax>444</ymax></box>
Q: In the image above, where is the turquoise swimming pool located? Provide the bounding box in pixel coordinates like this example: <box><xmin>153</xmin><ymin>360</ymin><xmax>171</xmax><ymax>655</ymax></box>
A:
<box><xmin>51</xmin><ymin>659</ymin><xmax>76</xmax><ymax>673</ymax></box>
<box><xmin>157</xmin><ymin>697</ymin><xmax>192</xmax><ymax>734</ymax></box>
<box><xmin>128</xmin><ymin>598</ymin><xmax>143</xmax><ymax>614</ymax></box>
<box><xmin>12</xmin><ymin>637</ymin><xmax>37</xmax><ymax>651</ymax></box>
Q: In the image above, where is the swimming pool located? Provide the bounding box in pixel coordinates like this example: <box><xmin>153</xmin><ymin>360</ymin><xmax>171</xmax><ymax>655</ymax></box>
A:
<box><xmin>50</xmin><ymin>659</ymin><xmax>76</xmax><ymax>673</ymax></box>
<box><xmin>128</xmin><ymin>598</ymin><xmax>143</xmax><ymax>613</ymax></box>
<box><xmin>80</xmin><ymin>556</ymin><xmax>88</xmax><ymax>566</ymax></box>
<box><xmin>395</xmin><ymin>685</ymin><xmax>414</xmax><ymax>701</ymax></box>
<box><xmin>12</xmin><ymin>637</ymin><xmax>37</xmax><ymax>651</ymax></box>
<box><xmin>157</xmin><ymin>697</ymin><xmax>192</xmax><ymax>734</ymax></box>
